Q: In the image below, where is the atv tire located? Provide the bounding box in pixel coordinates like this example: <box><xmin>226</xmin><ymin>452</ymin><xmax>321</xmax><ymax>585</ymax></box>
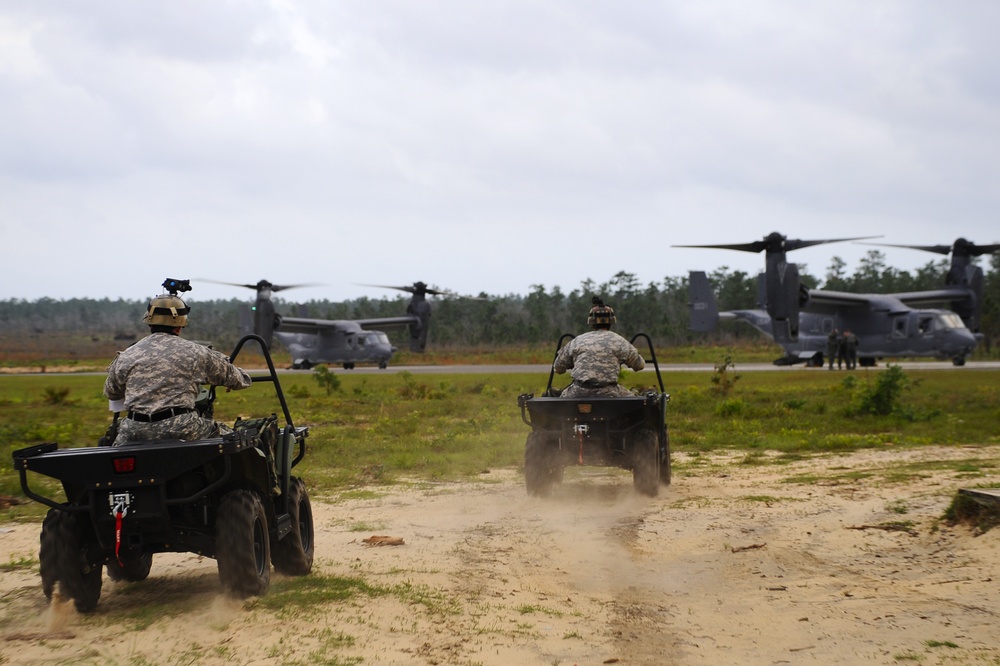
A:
<box><xmin>631</xmin><ymin>429</ymin><xmax>660</xmax><ymax>497</ymax></box>
<box><xmin>525</xmin><ymin>431</ymin><xmax>558</xmax><ymax>497</ymax></box>
<box><xmin>106</xmin><ymin>552</ymin><xmax>153</xmax><ymax>583</ymax></box>
<box><xmin>39</xmin><ymin>509</ymin><xmax>103</xmax><ymax>612</ymax></box>
<box><xmin>659</xmin><ymin>430</ymin><xmax>672</xmax><ymax>486</ymax></box>
<box><xmin>270</xmin><ymin>477</ymin><xmax>315</xmax><ymax>576</ymax></box>
<box><xmin>216</xmin><ymin>490</ymin><xmax>270</xmax><ymax>598</ymax></box>
<box><xmin>39</xmin><ymin>509</ymin><xmax>60</xmax><ymax>600</ymax></box>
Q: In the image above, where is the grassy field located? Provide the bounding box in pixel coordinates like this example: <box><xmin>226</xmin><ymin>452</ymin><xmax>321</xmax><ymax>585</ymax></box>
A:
<box><xmin>2</xmin><ymin>363</ymin><xmax>999</xmax><ymax>522</ymax></box>
<box><xmin>0</xmin><ymin>339</ymin><xmax>790</xmax><ymax>370</ymax></box>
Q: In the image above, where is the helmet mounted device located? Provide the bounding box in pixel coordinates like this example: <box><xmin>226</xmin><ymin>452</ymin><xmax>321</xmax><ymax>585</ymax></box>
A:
<box><xmin>587</xmin><ymin>296</ymin><xmax>616</xmax><ymax>328</ymax></box>
<box><xmin>143</xmin><ymin>278</ymin><xmax>192</xmax><ymax>327</ymax></box>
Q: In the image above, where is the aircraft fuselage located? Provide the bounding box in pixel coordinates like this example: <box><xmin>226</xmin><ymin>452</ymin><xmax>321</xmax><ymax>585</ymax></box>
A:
<box><xmin>728</xmin><ymin>307</ymin><xmax>977</xmax><ymax>366</ymax></box>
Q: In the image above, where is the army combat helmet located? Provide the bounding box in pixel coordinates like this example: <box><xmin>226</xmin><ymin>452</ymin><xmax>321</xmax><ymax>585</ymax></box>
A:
<box><xmin>587</xmin><ymin>296</ymin><xmax>616</xmax><ymax>328</ymax></box>
<box><xmin>143</xmin><ymin>278</ymin><xmax>192</xmax><ymax>327</ymax></box>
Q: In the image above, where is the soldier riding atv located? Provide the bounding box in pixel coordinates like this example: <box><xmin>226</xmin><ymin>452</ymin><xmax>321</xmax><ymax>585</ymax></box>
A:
<box><xmin>11</xmin><ymin>279</ymin><xmax>314</xmax><ymax>611</ymax></box>
<box><xmin>517</xmin><ymin>299</ymin><xmax>670</xmax><ymax>497</ymax></box>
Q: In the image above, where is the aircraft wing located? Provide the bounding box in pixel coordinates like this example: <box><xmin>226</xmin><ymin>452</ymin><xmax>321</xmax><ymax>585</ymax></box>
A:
<box><xmin>352</xmin><ymin>316</ymin><xmax>419</xmax><ymax>330</ymax></box>
<box><xmin>890</xmin><ymin>288</ymin><xmax>972</xmax><ymax>307</ymax></box>
<box><xmin>275</xmin><ymin>315</ymin><xmax>418</xmax><ymax>335</ymax></box>
<box><xmin>804</xmin><ymin>289</ymin><xmax>911</xmax><ymax>314</ymax></box>
<box><xmin>273</xmin><ymin>317</ymin><xmax>359</xmax><ymax>335</ymax></box>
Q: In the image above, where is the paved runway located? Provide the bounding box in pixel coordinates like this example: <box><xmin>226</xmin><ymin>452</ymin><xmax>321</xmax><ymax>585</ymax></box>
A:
<box><xmin>299</xmin><ymin>360</ymin><xmax>1000</xmax><ymax>375</ymax></box>
<box><xmin>4</xmin><ymin>360</ymin><xmax>999</xmax><ymax>378</ymax></box>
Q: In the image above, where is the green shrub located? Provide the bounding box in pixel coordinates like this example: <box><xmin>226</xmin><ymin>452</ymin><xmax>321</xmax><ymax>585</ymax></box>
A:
<box><xmin>42</xmin><ymin>387</ymin><xmax>71</xmax><ymax>405</ymax></box>
<box><xmin>852</xmin><ymin>365</ymin><xmax>910</xmax><ymax>416</ymax></box>
<box><xmin>312</xmin><ymin>365</ymin><xmax>341</xmax><ymax>396</ymax></box>
<box><xmin>710</xmin><ymin>354</ymin><xmax>741</xmax><ymax>397</ymax></box>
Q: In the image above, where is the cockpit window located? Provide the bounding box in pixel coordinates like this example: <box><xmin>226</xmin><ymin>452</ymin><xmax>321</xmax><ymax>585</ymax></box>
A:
<box><xmin>893</xmin><ymin>317</ymin><xmax>907</xmax><ymax>337</ymax></box>
<box><xmin>938</xmin><ymin>313</ymin><xmax>966</xmax><ymax>329</ymax></box>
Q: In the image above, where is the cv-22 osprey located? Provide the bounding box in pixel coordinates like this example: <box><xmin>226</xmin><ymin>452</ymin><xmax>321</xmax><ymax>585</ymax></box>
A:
<box><xmin>212</xmin><ymin>279</ymin><xmax>443</xmax><ymax>369</ymax></box>
<box><xmin>678</xmin><ymin>233</ymin><xmax>992</xmax><ymax>367</ymax></box>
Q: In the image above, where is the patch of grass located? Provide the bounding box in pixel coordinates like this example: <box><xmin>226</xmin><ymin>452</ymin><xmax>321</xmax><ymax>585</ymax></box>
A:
<box><xmin>878</xmin><ymin>520</ymin><xmax>917</xmax><ymax>534</ymax></box>
<box><xmin>346</xmin><ymin>522</ymin><xmax>384</xmax><ymax>533</ymax></box>
<box><xmin>254</xmin><ymin>574</ymin><xmax>385</xmax><ymax>617</ymax></box>
<box><xmin>924</xmin><ymin>639</ymin><xmax>959</xmax><ymax>649</ymax></box>
<box><xmin>0</xmin><ymin>554</ymin><xmax>36</xmax><ymax>572</ymax></box>
<box><xmin>516</xmin><ymin>604</ymin><xmax>562</xmax><ymax>617</ymax></box>
<box><xmin>886</xmin><ymin>499</ymin><xmax>909</xmax><ymax>515</ymax></box>
<box><xmin>782</xmin><ymin>457</ymin><xmax>1000</xmax><ymax>489</ymax></box>
<box><xmin>738</xmin><ymin>495</ymin><xmax>799</xmax><ymax>505</ymax></box>
<box><xmin>253</xmin><ymin>573</ymin><xmax>461</xmax><ymax>619</ymax></box>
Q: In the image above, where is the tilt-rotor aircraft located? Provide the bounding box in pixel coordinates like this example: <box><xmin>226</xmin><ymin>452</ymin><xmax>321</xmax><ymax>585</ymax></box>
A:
<box><xmin>212</xmin><ymin>280</ymin><xmax>442</xmax><ymax>369</ymax></box>
<box><xmin>676</xmin><ymin>232</ymin><xmax>983</xmax><ymax>367</ymax></box>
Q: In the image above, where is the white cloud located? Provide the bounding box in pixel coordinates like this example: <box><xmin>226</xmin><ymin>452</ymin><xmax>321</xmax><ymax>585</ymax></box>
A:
<box><xmin>1</xmin><ymin>0</ymin><xmax>999</xmax><ymax>303</ymax></box>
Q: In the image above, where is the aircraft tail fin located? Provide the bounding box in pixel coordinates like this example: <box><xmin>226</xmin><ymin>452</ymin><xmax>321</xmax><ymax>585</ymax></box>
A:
<box><xmin>688</xmin><ymin>271</ymin><xmax>720</xmax><ymax>332</ymax></box>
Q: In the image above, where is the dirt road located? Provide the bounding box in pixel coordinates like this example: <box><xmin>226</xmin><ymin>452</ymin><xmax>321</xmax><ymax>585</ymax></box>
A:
<box><xmin>3</xmin><ymin>445</ymin><xmax>999</xmax><ymax>665</ymax></box>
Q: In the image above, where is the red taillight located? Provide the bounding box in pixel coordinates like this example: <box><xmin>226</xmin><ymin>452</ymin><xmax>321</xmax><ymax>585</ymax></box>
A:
<box><xmin>112</xmin><ymin>457</ymin><xmax>136</xmax><ymax>474</ymax></box>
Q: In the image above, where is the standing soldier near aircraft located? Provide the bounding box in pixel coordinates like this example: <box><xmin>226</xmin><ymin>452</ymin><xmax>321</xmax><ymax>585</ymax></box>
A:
<box><xmin>844</xmin><ymin>329</ymin><xmax>859</xmax><ymax>370</ymax></box>
<box><xmin>826</xmin><ymin>328</ymin><xmax>840</xmax><ymax>370</ymax></box>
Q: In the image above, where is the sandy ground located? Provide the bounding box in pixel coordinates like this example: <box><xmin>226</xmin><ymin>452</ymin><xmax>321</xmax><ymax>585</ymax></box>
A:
<box><xmin>2</xmin><ymin>445</ymin><xmax>1000</xmax><ymax>666</ymax></box>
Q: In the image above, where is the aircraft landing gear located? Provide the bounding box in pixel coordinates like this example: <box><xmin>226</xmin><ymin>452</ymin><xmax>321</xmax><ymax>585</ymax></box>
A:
<box><xmin>953</xmin><ymin>356</ymin><xmax>967</xmax><ymax>366</ymax></box>
<box><xmin>342</xmin><ymin>363</ymin><xmax>355</xmax><ymax>370</ymax></box>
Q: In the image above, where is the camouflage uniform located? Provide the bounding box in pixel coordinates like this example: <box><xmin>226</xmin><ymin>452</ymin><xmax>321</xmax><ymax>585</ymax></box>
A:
<box><xmin>826</xmin><ymin>329</ymin><xmax>839</xmax><ymax>370</ymax></box>
<box><xmin>104</xmin><ymin>333</ymin><xmax>252</xmax><ymax>445</ymax></box>
<box><xmin>844</xmin><ymin>330</ymin><xmax>859</xmax><ymax>370</ymax></box>
<box><xmin>553</xmin><ymin>330</ymin><xmax>645</xmax><ymax>398</ymax></box>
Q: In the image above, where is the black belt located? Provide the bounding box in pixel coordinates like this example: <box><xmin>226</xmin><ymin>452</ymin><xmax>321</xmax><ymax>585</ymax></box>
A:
<box><xmin>575</xmin><ymin>379</ymin><xmax>614</xmax><ymax>389</ymax></box>
<box><xmin>126</xmin><ymin>407</ymin><xmax>194</xmax><ymax>423</ymax></box>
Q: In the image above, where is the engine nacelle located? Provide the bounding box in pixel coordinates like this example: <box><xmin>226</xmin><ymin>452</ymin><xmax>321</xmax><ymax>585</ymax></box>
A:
<box><xmin>765</xmin><ymin>262</ymin><xmax>800</xmax><ymax>343</ymax></box>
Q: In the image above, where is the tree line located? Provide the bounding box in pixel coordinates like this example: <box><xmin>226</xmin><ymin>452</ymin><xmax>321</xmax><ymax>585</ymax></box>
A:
<box><xmin>2</xmin><ymin>251</ymin><xmax>999</xmax><ymax>355</ymax></box>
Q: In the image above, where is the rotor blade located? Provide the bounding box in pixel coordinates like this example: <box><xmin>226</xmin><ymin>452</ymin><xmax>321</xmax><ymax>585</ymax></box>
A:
<box><xmin>270</xmin><ymin>283</ymin><xmax>321</xmax><ymax>292</ymax></box>
<box><xmin>357</xmin><ymin>283</ymin><xmax>418</xmax><ymax>294</ymax></box>
<box><xmin>855</xmin><ymin>242</ymin><xmax>953</xmax><ymax>255</ymax></box>
<box><xmin>196</xmin><ymin>278</ymin><xmax>262</xmax><ymax>291</ymax></box>
<box><xmin>434</xmin><ymin>288</ymin><xmax>491</xmax><ymax>300</ymax></box>
<box><xmin>197</xmin><ymin>278</ymin><xmax>320</xmax><ymax>292</ymax></box>
<box><xmin>784</xmin><ymin>236</ymin><xmax>882</xmax><ymax>251</ymax></box>
<box><xmin>673</xmin><ymin>233</ymin><xmax>881</xmax><ymax>254</ymax></box>
<box><xmin>858</xmin><ymin>240</ymin><xmax>1000</xmax><ymax>257</ymax></box>
<box><xmin>356</xmin><ymin>282</ymin><xmax>448</xmax><ymax>296</ymax></box>
<box><xmin>671</xmin><ymin>242</ymin><xmax>770</xmax><ymax>254</ymax></box>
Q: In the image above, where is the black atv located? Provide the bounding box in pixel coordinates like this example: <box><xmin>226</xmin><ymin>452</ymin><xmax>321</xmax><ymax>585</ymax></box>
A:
<box><xmin>517</xmin><ymin>332</ymin><xmax>670</xmax><ymax>497</ymax></box>
<box><xmin>11</xmin><ymin>334</ymin><xmax>314</xmax><ymax>612</ymax></box>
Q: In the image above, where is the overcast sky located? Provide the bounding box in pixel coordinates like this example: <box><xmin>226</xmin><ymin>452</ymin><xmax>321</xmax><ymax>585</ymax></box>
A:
<box><xmin>2</xmin><ymin>1</ymin><xmax>998</xmax><ymax>306</ymax></box>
